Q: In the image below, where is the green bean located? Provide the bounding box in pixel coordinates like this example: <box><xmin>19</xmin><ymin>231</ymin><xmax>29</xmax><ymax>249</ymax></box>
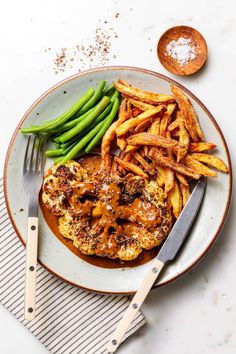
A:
<box><xmin>21</xmin><ymin>88</ymin><xmax>94</xmax><ymax>134</ymax></box>
<box><xmin>61</xmin><ymin>120</ymin><xmax>105</xmax><ymax>163</ymax></box>
<box><xmin>54</xmin><ymin>156</ymin><xmax>64</xmax><ymax>164</ymax></box>
<box><xmin>51</xmin><ymin>106</ymin><xmax>97</xmax><ymax>136</ymax></box>
<box><xmin>45</xmin><ymin>148</ymin><xmax>65</xmax><ymax>157</ymax></box>
<box><xmin>110</xmin><ymin>90</ymin><xmax>120</xmax><ymax>100</ymax></box>
<box><xmin>77</xmin><ymin>80</ymin><xmax>106</xmax><ymax>115</ymax></box>
<box><xmin>60</xmin><ymin>135</ymin><xmax>81</xmax><ymax>149</ymax></box>
<box><xmin>58</xmin><ymin>96</ymin><xmax>110</xmax><ymax>143</ymax></box>
<box><xmin>85</xmin><ymin>97</ymin><xmax>120</xmax><ymax>153</ymax></box>
<box><xmin>79</xmin><ymin>102</ymin><xmax>113</xmax><ymax>136</ymax></box>
<box><xmin>102</xmin><ymin>84</ymin><xmax>115</xmax><ymax>97</ymax></box>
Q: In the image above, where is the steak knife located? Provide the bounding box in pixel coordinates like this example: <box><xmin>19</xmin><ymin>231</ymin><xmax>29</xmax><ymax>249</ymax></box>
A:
<box><xmin>106</xmin><ymin>177</ymin><xmax>207</xmax><ymax>353</ymax></box>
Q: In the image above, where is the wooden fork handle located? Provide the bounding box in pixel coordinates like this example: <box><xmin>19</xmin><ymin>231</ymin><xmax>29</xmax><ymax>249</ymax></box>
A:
<box><xmin>106</xmin><ymin>258</ymin><xmax>165</xmax><ymax>353</ymax></box>
<box><xmin>24</xmin><ymin>217</ymin><xmax>39</xmax><ymax>321</ymax></box>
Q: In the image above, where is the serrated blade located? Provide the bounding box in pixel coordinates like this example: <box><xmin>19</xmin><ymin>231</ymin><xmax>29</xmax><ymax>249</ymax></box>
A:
<box><xmin>157</xmin><ymin>177</ymin><xmax>207</xmax><ymax>264</ymax></box>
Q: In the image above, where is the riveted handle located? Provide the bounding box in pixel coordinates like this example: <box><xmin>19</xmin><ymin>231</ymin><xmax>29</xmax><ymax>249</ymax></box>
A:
<box><xmin>106</xmin><ymin>258</ymin><xmax>165</xmax><ymax>353</ymax></box>
<box><xmin>24</xmin><ymin>217</ymin><xmax>39</xmax><ymax>321</ymax></box>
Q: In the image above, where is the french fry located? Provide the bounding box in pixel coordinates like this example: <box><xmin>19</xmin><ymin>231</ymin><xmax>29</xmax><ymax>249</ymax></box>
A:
<box><xmin>168</xmin><ymin>117</ymin><xmax>181</xmax><ymax>131</ymax></box>
<box><xmin>156</xmin><ymin>166</ymin><xmax>166</xmax><ymax>187</ymax></box>
<box><xmin>116</xmin><ymin>106</ymin><xmax>164</xmax><ymax>136</ymax></box>
<box><xmin>131</xmin><ymin>107</ymin><xmax>143</xmax><ymax>117</ymax></box>
<box><xmin>170</xmin><ymin>130</ymin><xmax>179</xmax><ymax>139</ymax></box>
<box><xmin>164</xmin><ymin>131</ymin><xmax>175</xmax><ymax>193</ymax></box>
<box><xmin>127</xmin><ymin>132</ymin><xmax>186</xmax><ymax>152</ymax></box>
<box><xmin>101</xmin><ymin>99</ymin><xmax>130</xmax><ymax>169</ymax></box>
<box><xmin>190</xmin><ymin>142</ymin><xmax>217</xmax><ymax>153</ymax></box>
<box><xmin>132</xmin><ymin>118</ymin><xmax>153</xmax><ymax>134</ymax></box>
<box><xmin>177</xmin><ymin>120</ymin><xmax>189</xmax><ymax>162</ymax></box>
<box><xmin>184</xmin><ymin>154</ymin><xmax>217</xmax><ymax>177</ymax></box>
<box><xmin>160</xmin><ymin>104</ymin><xmax>176</xmax><ymax>137</ymax></box>
<box><xmin>180</xmin><ymin>183</ymin><xmax>191</xmax><ymax>207</ymax></box>
<box><xmin>101</xmin><ymin>121</ymin><xmax>119</xmax><ymax>170</ymax></box>
<box><xmin>127</xmin><ymin>100</ymin><xmax>132</xmax><ymax>115</ymax></box>
<box><xmin>171</xmin><ymin>84</ymin><xmax>204</xmax><ymax>142</ymax></box>
<box><xmin>191</xmin><ymin>153</ymin><xmax>228</xmax><ymax>173</ymax></box>
<box><xmin>165</xmin><ymin>168</ymin><xmax>175</xmax><ymax>194</ymax></box>
<box><xmin>118</xmin><ymin>79</ymin><xmax>130</xmax><ymax>87</ymax></box>
<box><xmin>175</xmin><ymin>173</ymin><xmax>189</xmax><ymax>187</ymax></box>
<box><xmin>128</xmin><ymin>98</ymin><xmax>155</xmax><ymax>111</ymax></box>
<box><xmin>114</xmin><ymin>156</ymin><xmax>148</xmax><ymax>178</ymax></box>
<box><xmin>115</xmin><ymin>80</ymin><xmax>174</xmax><ymax>104</ymax></box>
<box><xmin>133</xmin><ymin>152</ymin><xmax>155</xmax><ymax>175</ymax></box>
<box><xmin>125</xmin><ymin>145</ymin><xmax>139</xmax><ymax>153</ymax></box>
<box><xmin>168</xmin><ymin>181</ymin><xmax>183</xmax><ymax>218</ymax></box>
<box><xmin>148</xmin><ymin>117</ymin><xmax>161</xmax><ymax>135</ymax></box>
<box><xmin>149</xmin><ymin>148</ymin><xmax>201</xmax><ymax>179</ymax></box>
<box><xmin>117</xmin><ymin>136</ymin><xmax>127</xmax><ymax>151</ymax></box>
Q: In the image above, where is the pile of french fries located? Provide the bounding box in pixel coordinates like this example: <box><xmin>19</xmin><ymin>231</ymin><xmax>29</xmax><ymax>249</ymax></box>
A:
<box><xmin>101</xmin><ymin>80</ymin><xmax>229</xmax><ymax>219</ymax></box>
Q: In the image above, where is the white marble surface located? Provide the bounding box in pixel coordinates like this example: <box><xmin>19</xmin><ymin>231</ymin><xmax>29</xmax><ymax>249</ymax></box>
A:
<box><xmin>0</xmin><ymin>0</ymin><xmax>235</xmax><ymax>353</ymax></box>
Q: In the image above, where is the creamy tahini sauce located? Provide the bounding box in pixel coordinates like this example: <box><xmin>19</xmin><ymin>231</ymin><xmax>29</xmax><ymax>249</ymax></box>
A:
<box><xmin>39</xmin><ymin>154</ymin><xmax>160</xmax><ymax>268</ymax></box>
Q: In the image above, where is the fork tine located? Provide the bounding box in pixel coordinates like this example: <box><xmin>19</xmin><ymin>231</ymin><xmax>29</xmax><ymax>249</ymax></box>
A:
<box><xmin>35</xmin><ymin>136</ymin><xmax>42</xmax><ymax>174</ymax></box>
<box><xmin>23</xmin><ymin>136</ymin><xmax>31</xmax><ymax>174</ymax></box>
<box><xmin>40</xmin><ymin>136</ymin><xmax>47</xmax><ymax>175</ymax></box>
<box><xmin>29</xmin><ymin>136</ymin><xmax>37</xmax><ymax>173</ymax></box>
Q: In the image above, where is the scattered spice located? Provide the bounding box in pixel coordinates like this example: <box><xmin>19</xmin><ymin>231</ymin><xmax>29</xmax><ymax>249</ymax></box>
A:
<box><xmin>166</xmin><ymin>37</ymin><xmax>196</xmax><ymax>66</ymax></box>
<box><xmin>53</xmin><ymin>26</ymin><xmax>119</xmax><ymax>73</ymax></box>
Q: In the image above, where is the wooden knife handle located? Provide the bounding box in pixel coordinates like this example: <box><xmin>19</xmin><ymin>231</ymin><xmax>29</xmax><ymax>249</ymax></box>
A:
<box><xmin>24</xmin><ymin>217</ymin><xmax>39</xmax><ymax>321</ymax></box>
<box><xmin>106</xmin><ymin>258</ymin><xmax>165</xmax><ymax>353</ymax></box>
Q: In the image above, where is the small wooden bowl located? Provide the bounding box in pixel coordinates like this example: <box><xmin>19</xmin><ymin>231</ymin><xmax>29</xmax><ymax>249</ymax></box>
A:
<box><xmin>157</xmin><ymin>26</ymin><xmax>208</xmax><ymax>76</ymax></box>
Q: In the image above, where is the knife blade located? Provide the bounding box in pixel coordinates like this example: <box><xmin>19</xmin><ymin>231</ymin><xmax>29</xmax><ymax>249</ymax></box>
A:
<box><xmin>106</xmin><ymin>177</ymin><xmax>207</xmax><ymax>353</ymax></box>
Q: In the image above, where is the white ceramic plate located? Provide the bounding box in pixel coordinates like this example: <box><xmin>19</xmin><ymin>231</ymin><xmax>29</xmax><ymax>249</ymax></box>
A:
<box><xmin>4</xmin><ymin>66</ymin><xmax>232</xmax><ymax>294</ymax></box>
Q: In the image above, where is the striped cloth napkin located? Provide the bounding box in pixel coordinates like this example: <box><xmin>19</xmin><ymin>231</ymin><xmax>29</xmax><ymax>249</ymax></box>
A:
<box><xmin>0</xmin><ymin>179</ymin><xmax>145</xmax><ymax>354</ymax></box>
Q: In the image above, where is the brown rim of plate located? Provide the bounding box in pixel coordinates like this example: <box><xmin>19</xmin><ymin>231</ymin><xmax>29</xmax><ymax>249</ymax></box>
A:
<box><xmin>3</xmin><ymin>66</ymin><xmax>232</xmax><ymax>295</ymax></box>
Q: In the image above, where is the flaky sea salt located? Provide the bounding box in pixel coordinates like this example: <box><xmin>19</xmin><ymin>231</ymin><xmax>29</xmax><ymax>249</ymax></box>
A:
<box><xmin>166</xmin><ymin>37</ymin><xmax>196</xmax><ymax>66</ymax></box>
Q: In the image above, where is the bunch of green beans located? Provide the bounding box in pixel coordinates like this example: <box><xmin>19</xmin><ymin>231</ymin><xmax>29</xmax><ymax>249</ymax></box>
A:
<box><xmin>21</xmin><ymin>81</ymin><xmax>120</xmax><ymax>163</ymax></box>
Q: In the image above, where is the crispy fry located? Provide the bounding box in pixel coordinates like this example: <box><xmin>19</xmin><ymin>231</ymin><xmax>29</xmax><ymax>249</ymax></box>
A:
<box><xmin>101</xmin><ymin>121</ymin><xmax>119</xmax><ymax>170</ymax></box>
<box><xmin>127</xmin><ymin>98</ymin><xmax>155</xmax><ymax>111</ymax></box>
<box><xmin>117</xmin><ymin>99</ymin><xmax>130</xmax><ymax>125</ymax></box>
<box><xmin>191</xmin><ymin>153</ymin><xmax>228</xmax><ymax>173</ymax></box>
<box><xmin>117</xmin><ymin>136</ymin><xmax>127</xmax><ymax>151</ymax></box>
<box><xmin>168</xmin><ymin>118</ymin><xmax>181</xmax><ymax>131</ymax></box>
<box><xmin>133</xmin><ymin>152</ymin><xmax>155</xmax><ymax>175</ymax></box>
<box><xmin>177</xmin><ymin>120</ymin><xmax>189</xmax><ymax>161</ymax></box>
<box><xmin>156</xmin><ymin>166</ymin><xmax>166</xmax><ymax>187</ymax></box>
<box><xmin>132</xmin><ymin>118</ymin><xmax>152</xmax><ymax>134</ymax></box>
<box><xmin>126</xmin><ymin>100</ymin><xmax>132</xmax><ymax>114</ymax></box>
<box><xmin>160</xmin><ymin>104</ymin><xmax>176</xmax><ymax>137</ymax></box>
<box><xmin>175</xmin><ymin>173</ymin><xmax>189</xmax><ymax>187</ymax></box>
<box><xmin>170</xmin><ymin>129</ymin><xmax>179</xmax><ymax>138</ymax></box>
<box><xmin>118</xmin><ymin>79</ymin><xmax>130</xmax><ymax>87</ymax></box>
<box><xmin>149</xmin><ymin>148</ymin><xmax>201</xmax><ymax>179</ymax></box>
<box><xmin>116</xmin><ymin>106</ymin><xmax>164</xmax><ymax>136</ymax></box>
<box><xmin>115</xmin><ymin>80</ymin><xmax>174</xmax><ymax>104</ymax></box>
<box><xmin>165</xmin><ymin>168</ymin><xmax>175</xmax><ymax>194</ymax></box>
<box><xmin>131</xmin><ymin>107</ymin><xmax>143</xmax><ymax>117</ymax></box>
<box><xmin>180</xmin><ymin>183</ymin><xmax>191</xmax><ymax>207</ymax></box>
<box><xmin>184</xmin><ymin>154</ymin><xmax>217</xmax><ymax>177</ymax></box>
<box><xmin>101</xmin><ymin>99</ymin><xmax>130</xmax><ymax>169</ymax></box>
<box><xmin>114</xmin><ymin>156</ymin><xmax>148</xmax><ymax>178</ymax></box>
<box><xmin>125</xmin><ymin>145</ymin><xmax>139</xmax><ymax>153</ymax></box>
<box><xmin>127</xmin><ymin>132</ymin><xmax>186</xmax><ymax>153</ymax></box>
<box><xmin>168</xmin><ymin>181</ymin><xmax>183</xmax><ymax>218</ymax></box>
<box><xmin>190</xmin><ymin>142</ymin><xmax>217</xmax><ymax>152</ymax></box>
<box><xmin>148</xmin><ymin>117</ymin><xmax>161</xmax><ymax>135</ymax></box>
<box><xmin>171</xmin><ymin>84</ymin><xmax>203</xmax><ymax>142</ymax></box>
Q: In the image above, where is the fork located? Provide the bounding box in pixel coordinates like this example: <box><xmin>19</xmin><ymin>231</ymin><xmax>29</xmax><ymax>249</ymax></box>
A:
<box><xmin>22</xmin><ymin>135</ymin><xmax>46</xmax><ymax>321</ymax></box>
